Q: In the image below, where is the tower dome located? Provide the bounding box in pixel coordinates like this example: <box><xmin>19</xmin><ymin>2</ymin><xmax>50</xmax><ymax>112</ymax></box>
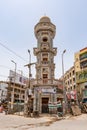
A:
<box><xmin>39</xmin><ymin>16</ymin><xmax>51</xmax><ymax>23</ymax></box>
<box><xmin>34</xmin><ymin>16</ymin><xmax>56</xmax><ymax>39</ymax></box>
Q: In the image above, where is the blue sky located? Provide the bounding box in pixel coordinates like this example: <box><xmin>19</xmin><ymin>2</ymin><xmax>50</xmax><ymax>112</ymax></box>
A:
<box><xmin>0</xmin><ymin>0</ymin><xmax>87</xmax><ymax>80</ymax></box>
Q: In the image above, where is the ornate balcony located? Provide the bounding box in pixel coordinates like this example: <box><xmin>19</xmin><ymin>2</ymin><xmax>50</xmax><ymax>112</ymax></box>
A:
<box><xmin>30</xmin><ymin>78</ymin><xmax>61</xmax><ymax>87</ymax></box>
<box><xmin>33</xmin><ymin>48</ymin><xmax>40</xmax><ymax>55</ymax></box>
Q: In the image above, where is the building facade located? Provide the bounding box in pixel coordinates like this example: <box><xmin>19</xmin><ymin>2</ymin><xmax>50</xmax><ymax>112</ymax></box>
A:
<box><xmin>64</xmin><ymin>66</ymin><xmax>76</xmax><ymax>91</ymax></box>
<box><xmin>74</xmin><ymin>47</ymin><xmax>87</xmax><ymax>95</ymax></box>
<box><xmin>61</xmin><ymin>47</ymin><xmax>87</xmax><ymax>102</ymax></box>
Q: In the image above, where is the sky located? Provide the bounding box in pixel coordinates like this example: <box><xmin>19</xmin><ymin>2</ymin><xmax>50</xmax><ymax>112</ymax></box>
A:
<box><xmin>0</xmin><ymin>0</ymin><xmax>87</xmax><ymax>81</ymax></box>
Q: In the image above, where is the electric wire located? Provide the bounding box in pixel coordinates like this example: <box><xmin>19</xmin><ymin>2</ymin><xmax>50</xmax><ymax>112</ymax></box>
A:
<box><xmin>0</xmin><ymin>42</ymin><xmax>28</xmax><ymax>80</ymax></box>
<box><xmin>0</xmin><ymin>65</ymin><xmax>11</xmax><ymax>70</ymax></box>
<box><xmin>0</xmin><ymin>42</ymin><xmax>27</xmax><ymax>62</ymax></box>
<box><xmin>0</xmin><ymin>75</ymin><xmax>8</xmax><ymax>78</ymax></box>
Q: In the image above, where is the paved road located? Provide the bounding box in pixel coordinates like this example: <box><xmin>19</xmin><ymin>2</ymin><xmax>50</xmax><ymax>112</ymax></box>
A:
<box><xmin>0</xmin><ymin>113</ymin><xmax>87</xmax><ymax>130</ymax></box>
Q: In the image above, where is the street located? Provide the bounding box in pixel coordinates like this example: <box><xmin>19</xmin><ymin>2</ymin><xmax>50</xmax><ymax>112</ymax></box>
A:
<box><xmin>0</xmin><ymin>113</ymin><xmax>87</xmax><ymax>130</ymax></box>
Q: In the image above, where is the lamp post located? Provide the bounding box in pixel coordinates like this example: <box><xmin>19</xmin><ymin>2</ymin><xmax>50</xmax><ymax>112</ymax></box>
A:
<box><xmin>24</xmin><ymin>49</ymin><xmax>36</xmax><ymax>117</ymax></box>
<box><xmin>24</xmin><ymin>50</ymin><xmax>36</xmax><ymax>117</ymax></box>
<box><xmin>18</xmin><ymin>70</ymin><xmax>23</xmax><ymax>102</ymax></box>
<box><xmin>18</xmin><ymin>70</ymin><xmax>23</xmax><ymax>114</ymax></box>
<box><xmin>62</xmin><ymin>49</ymin><xmax>67</xmax><ymax>115</ymax></box>
<box><xmin>28</xmin><ymin>49</ymin><xmax>31</xmax><ymax>89</ymax></box>
<box><xmin>11</xmin><ymin>60</ymin><xmax>17</xmax><ymax>109</ymax></box>
<box><xmin>27</xmin><ymin>50</ymin><xmax>32</xmax><ymax>116</ymax></box>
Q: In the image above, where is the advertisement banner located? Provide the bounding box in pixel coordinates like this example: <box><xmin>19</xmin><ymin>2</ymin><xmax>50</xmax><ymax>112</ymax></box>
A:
<box><xmin>66</xmin><ymin>90</ymin><xmax>77</xmax><ymax>100</ymax></box>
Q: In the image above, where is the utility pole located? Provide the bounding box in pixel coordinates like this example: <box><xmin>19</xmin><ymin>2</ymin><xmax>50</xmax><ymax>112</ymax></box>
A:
<box><xmin>18</xmin><ymin>70</ymin><xmax>23</xmax><ymax>102</ymax></box>
<box><xmin>11</xmin><ymin>60</ymin><xmax>17</xmax><ymax>110</ymax></box>
<box><xmin>18</xmin><ymin>70</ymin><xmax>23</xmax><ymax>114</ymax></box>
<box><xmin>24</xmin><ymin>49</ymin><xmax>36</xmax><ymax>117</ymax></box>
<box><xmin>62</xmin><ymin>49</ymin><xmax>67</xmax><ymax>115</ymax></box>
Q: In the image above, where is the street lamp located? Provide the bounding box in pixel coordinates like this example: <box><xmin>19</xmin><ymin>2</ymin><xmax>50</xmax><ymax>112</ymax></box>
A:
<box><xmin>24</xmin><ymin>50</ymin><xmax>36</xmax><ymax>117</ymax></box>
<box><xmin>24</xmin><ymin>49</ymin><xmax>36</xmax><ymax>116</ymax></box>
<box><xmin>62</xmin><ymin>49</ymin><xmax>67</xmax><ymax>115</ymax></box>
<box><xmin>28</xmin><ymin>49</ymin><xmax>31</xmax><ymax>89</ymax></box>
<box><xmin>11</xmin><ymin>60</ymin><xmax>17</xmax><ymax>109</ymax></box>
<box><xmin>24</xmin><ymin>50</ymin><xmax>36</xmax><ymax>90</ymax></box>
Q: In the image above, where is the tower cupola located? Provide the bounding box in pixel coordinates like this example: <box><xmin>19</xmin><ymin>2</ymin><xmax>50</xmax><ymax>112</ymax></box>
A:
<box><xmin>34</xmin><ymin>16</ymin><xmax>56</xmax><ymax>39</ymax></box>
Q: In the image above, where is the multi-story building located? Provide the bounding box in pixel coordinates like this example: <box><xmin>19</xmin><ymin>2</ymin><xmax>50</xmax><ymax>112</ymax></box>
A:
<box><xmin>64</xmin><ymin>66</ymin><xmax>76</xmax><ymax>91</ymax></box>
<box><xmin>74</xmin><ymin>47</ymin><xmax>87</xmax><ymax>72</ymax></box>
<box><xmin>0</xmin><ymin>70</ymin><xmax>28</xmax><ymax>110</ymax></box>
<box><xmin>59</xmin><ymin>66</ymin><xmax>77</xmax><ymax>102</ymax></box>
<box><xmin>0</xmin><ymin>80</ymin><xmax>26</xmax><ymax>112</ymax></box>
<box><xmin>74</xmin><ymin>47</ymin><xmax>87</xmax><ymax>94</ymax></box>
<box><xmin>60</xmin><ymin>47</ymin><xmax>87</xmax><ymax>102</ymax></box>
<box><xmin>7</xmin><ymin>70</ymin><xmax>28</xmax><ymax>104</ymax></box>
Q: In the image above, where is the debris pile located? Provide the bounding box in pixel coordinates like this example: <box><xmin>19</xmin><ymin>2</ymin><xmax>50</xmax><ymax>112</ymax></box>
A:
<box><xmin>71</xmin><ymin>105</ymin><xmax>81</xmax><ymax>116</ymax></box>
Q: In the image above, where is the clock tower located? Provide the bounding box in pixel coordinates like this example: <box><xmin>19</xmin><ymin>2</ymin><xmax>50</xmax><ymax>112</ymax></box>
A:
<box><xmin>33</xmin><ymin>16</ymin><xmax>57</xmax><ymax>113</ymax></box>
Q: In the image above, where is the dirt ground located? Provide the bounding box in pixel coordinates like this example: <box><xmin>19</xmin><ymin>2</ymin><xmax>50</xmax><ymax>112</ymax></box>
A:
<box><xmin>0</xmin><ymin>113</ymin><xmax>87</xmax><ymax>130</ymax></box>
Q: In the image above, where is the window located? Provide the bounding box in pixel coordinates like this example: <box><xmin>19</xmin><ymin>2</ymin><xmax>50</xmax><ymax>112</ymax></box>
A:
<box><xmin>43</xmin><ymin>58</ymin><xmax>48</xmax><ymax>61</ymax></box>
<box><xmin>42</xmin><ymin>53</ymin><xmax>48</xmax><ymax>56</ymax></box>
<box><xmin>43</xmin><ymin>74</ymin><xmax>48</xmax><ymax>84</ymax></box>
<box><xmin>80</xmin><ymin>52</ymin><xmax>87</xmax><ymax>60</ymax></box>
<box><xmin>74</xmin><ymin>85</ymin><xmax>76</xmax><ymax>89</ymax></box>
<box><xmin>43</xmin><ymin>74</ymin><xmax>48</xmax><ymax>79</ymax></box>
<box><xmin>80</xmin><ymin>60</ymin><xmax>87</xmax><ymax>68</ymax></box>
<box><xmin>42</xmin><ymin>37</ymin><xmax>48</xmax><ymax>42</ymax></box>
<box><xmin>73</xmin><ymin>78</ymin><xmax>75</xmax><ymax>82</ymax></box>
<box><xmin>72</xmin><ymin>70</ymin><xmax>75</xmax><ymax>75</ymax></box>
<box><xmin>68</xmin><ymin>81</ymin><xmax>69</xmax><ymax>85</ymax></box>
<box><xmin>70</xmin><ymin>72</ymin><xmax>71</xmax><ymax>77</ymax></box>
<box><xmin>42</xmin><ymin>68</ymin><xmax>48</xmax><ymax>73</ymax></box>
<box><xmin>85</xmin><ymin>85</ymin><xmax>87</xmax><ymax>89</ymax></box>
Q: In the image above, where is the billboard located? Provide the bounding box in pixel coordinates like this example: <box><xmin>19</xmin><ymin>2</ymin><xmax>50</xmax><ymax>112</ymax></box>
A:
<box><xmin>9</xmin><ymin>70</ymin><xmax>28</xmax><ymax>85</ymax></box>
